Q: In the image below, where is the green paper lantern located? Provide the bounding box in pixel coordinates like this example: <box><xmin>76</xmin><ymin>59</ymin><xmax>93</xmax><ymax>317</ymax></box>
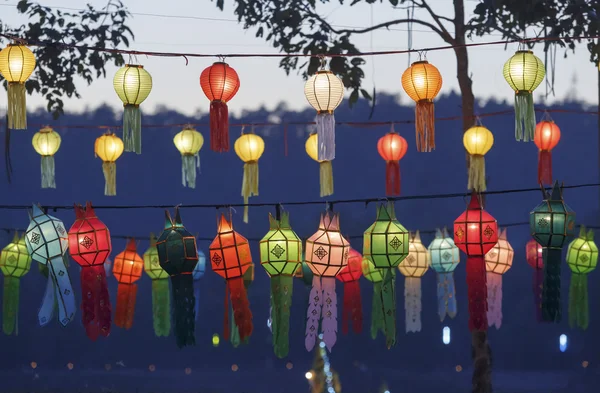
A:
<box><xmin>0</xmin><ymin>232</ymin><xmax>32</xmax><ymax>335</ymax></box>
<box><xmin>143</xmin><ymin>233</ymin><xmax>171</xmax><ymax>338</ymax></box>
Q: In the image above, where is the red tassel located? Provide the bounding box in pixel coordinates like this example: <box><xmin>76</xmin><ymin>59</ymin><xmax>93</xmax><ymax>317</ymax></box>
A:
<box><xmin>210</xmin><ymin>101</ymin><xmax>230</xmax><ymax>153</ymax></box>
<box><xmin>115</xmin><ymin>283</ymin><xmax>137</xmax><ymax>330</ymax></box>
<box><xmin>466</xmin><ymin>256</ymin><xmax>488</xmax><ymax>331</ymax></box>
<box><xmin>228</xmin><ymin>276</ymin><xmax>253</xmax><ymax>340</ymax></box>
<box><xmin>538</xmin><ymin>150</ymin><xmax>552</xmax><ymax>185</ymax></box>
<box><xmin>385</xmin><ymin>160</ymin><xmax>400</xmax><ymax>196</ymax></box>
<box><xmin>80</xmin><ymin>266</ymin><xmax>112</xmax><ymax>340</ymax></box>
<box><xmin>95</xmin><ymin>266</ymin><xmax>112</xmax><ymax>337</ymax></box>
<box><xmin>223</xmin><ymin>284</ymin><xmax>230</xmax><ymax>340</ymax></box>
<box><xmin>348</xmin><ymin>280</ymin><xmax>363</xmax><ymax>334</ymax></box>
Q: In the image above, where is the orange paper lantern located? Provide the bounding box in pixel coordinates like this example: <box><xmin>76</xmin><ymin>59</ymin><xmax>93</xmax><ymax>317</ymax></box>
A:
<box><xmin>533</xmin><ymin>119</ymin><xmax>561</xmax><ymax>185</ymax></box>
<box><xmin>112</xmin><ymin>238</ymin><xmax>144</xmax><ymax>329</ymax></box>
<box><xmin>377</xmin><ymin>130</ymin><xmax>408</xmax><ymax>196</ymax></box>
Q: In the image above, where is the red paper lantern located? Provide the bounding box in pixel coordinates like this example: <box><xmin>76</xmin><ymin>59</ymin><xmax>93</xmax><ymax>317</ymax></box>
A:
<box><xmin>112</xmin><ymin>238</ymin><xmax>144</xmax><ymax>329</ymax></box>
<box><xmin>200</xmin><ymin>62</ymin><xmax>240</xmax><ymax>153</ymax></box>
<box><xmin>526</xmin><ymin>238</ymin><xmax>544</xmax><ymax>321</ymax></box>
<box><xmin>533</xmin><ymin>120</ymin><xmax>561</xmax><ymax>185</ymax></box>
<box><xmin>68</xmin><ymin>202</ymin><xmax>112</xmax><ymax>341</ymax></box>
<box><xmin>336</xmin><ymin>247</ymin><xmax>363</xmax><ymax>335</ymax></box>
<box><xmin>377</xmin><ymin>131</ymin><xmax>408</xmax><ymax>196</ymax></box>
<box><xmin>454</xmin><ymin>192</ymin><xmax>498</xmax><ymax>331</ymax></box>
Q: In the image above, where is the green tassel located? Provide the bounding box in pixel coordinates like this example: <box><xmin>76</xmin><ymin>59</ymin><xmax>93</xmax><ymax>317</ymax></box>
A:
<box><xmin>568</xmin><ymin>273</ymin><xmax>589</xmax><ymax>330</ymax></box>
<box><xmin>542</xmin><ymin>248</ymin><xmax>562</xmax><ymax>323</ymax></box>
<box><xmin>271</xmin><ymin>275</ymin><xmax>293</xmax><ymax>358</ymax></box>
<box><xmin>7</xmin><ymin>82</ymin><xmax>27</xmax><ymax>130</ymax></box>
<box><xmin>514</xmin><ymin>92</ymin><xmax>536</xmax><ymax>142</ymax></box>
<box><xmin>152</xmin><ymin>279</ymin><xmax>171</xmax><ymax>337</ymax></box>
<box><xmin>381</xmin><ymin>269</ymin><xmax>396</xmax><ymax>348</ymax></box>
<box><xmin>2</xmin><ymin>276</ymin><xmax>20</xmax><ymax>335</ymax></box>
<box><xmin>41</xmin><ymin>156</ymin><xmax>56</xmax><ymax>189</ymax></box>
<box><xmin>123</xmin><ymin>105</ymin><xmax>142</xmax><ymax>154</ymax></box>
<box><xmin>371</xmin><ymin>282</ymin><xmax>385</xmax><ymax>340</ymax></box>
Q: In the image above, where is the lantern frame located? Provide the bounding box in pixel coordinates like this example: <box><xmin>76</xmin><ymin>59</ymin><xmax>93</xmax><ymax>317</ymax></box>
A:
<box><xmin>259</xmin><ymin>212</ymin><xmax>302</xmax><ymax>277</ymax></box>
<box><xmin>210</xmin><ymin>214</ymin><xmax>252</xmax><ymax>280</ymax></box>
<box><xmin>484</xmin><ymin>228</ymin><xmax>514</xmax><ymax>275</ymax></box>
<box><xmin>0</xmin><ymin>233</ymin><xmax>32</xmax><ymax>278</ymax></box>
<box><xmin>113</xmin><ymin>238</ymin><xmax>144</xmax><ymax>285</ymax></box>
<box><xmin>143</xmin><ymin>233</ymin><xmax>169</xmax><ymax>280</ymax></box>
<box><xmin>399</xmin><ymin>231</ymin><xmax>430</xmax><ymax>278</ymax></box>
<box><xmin>68</xmin><ymin>202</ymin><xmax>111</xmax><ymax>268</ymax></box>
<box><xmin>566</xmin><ymin>227</ymin><xmax>599</xmax><ymax>275</ymax></box>
<box><xmin>454</xmin><ymin>193</ymin><xmax>499</xmax><ymax>257</ymax></box>
<box><xmin>363</xmin><ymin>203</ymin><xmax>409</xmax><ymax>269</ymax></box>
<box><xmin>305</xmin><ymin>212</ymin><xmax>350</xmax><ymax>277</ymax></box>
<box><xmin>428</xmin><ymin>228</ymin><xmax>460</xmax><ymax>273</ymax></box>
<box><xmin>337</xmin><ymin>248</ymin><xmax>363</xmax><ymax>283</ymax></box>
<box><xmin>530</xmin><ymin>183</ymin><xmax>576</xmax><ymax>249</ymax></box>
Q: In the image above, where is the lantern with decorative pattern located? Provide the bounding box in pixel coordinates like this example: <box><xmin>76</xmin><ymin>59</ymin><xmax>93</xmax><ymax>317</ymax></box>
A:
<box><xmin>484</xmin><ymin>228</ymin><xmax>514</xmax><ymax>329</ymax></box>
<box><xmin>113</xmin><ymin>239</ymin><xmax>144</xmax><ymax>330</ymax></box>
<box><xmin>0</xmin><ymin>44</ymin><xmax>36</xmax><ymax>129</ymax></box>
<box><xmin>399</xmin><ymin>231</ymin><xmax>429</xmax><ymax>333</ymax></box>
<box><xmin>336</xmin><ymin>247</ymin><xmax>363</xmax><ymax>336</ymax></box>
<box><xmin>0</xmin><ymin>232</ymin><xmax>32</xmax><ymax>335</ymax></box>
<box><xmin>428</xmin><ymin>228</ymin><xmax>460</xmax><ymax>321</ymax></box>
<box><xmin>566</xmin><ymin>226</ymin><xmax>597</xmax><ymax>330</ymax></box>
<box><xmin>143</xmin><ymin>233</ymin><xmax>171</xmax><ymax>337</ymax></box>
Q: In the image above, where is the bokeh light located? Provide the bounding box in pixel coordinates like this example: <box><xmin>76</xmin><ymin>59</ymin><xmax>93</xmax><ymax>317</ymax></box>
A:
<box><xmin>455</xmin><ymin>365</ymin><xmax>463</xmax><ymax>372</ymax></box>
<box><xmin>286</xmin><ymin>362</ymin><xmax>293</xmax><ymax>370</ymax></box>
<box><xmin>149</xmin><ymin>364</ymin><xmax>156</xmax><ymax>372</ymax></box>
<box><xmin>185</xmin><ymin>367</ymin><xmax>192</xmax><ymax>375</ymax></box>
<box><xmin>582</xmin><ymin>361</ymin><xmax>589</xmax><ymax>368</ymax></box>
<box><xmin>212</xmin><ymin>334</ymin><xmax>220</xmax><ymax>347</ymax></box>
<box><xmin>231</xmin><ymin>364</ymin><xmax>239</xmax><ymax>372</ymax></box>
<box><xmin>305</xmin><ymin>371</ymin><xmax>313</xmax><ymax>379</ymax></box>
<box><xmin>30</xmin><ymin>362</ymin><xmax>37</xmax><ymax>369</ymax></box>
<box><xmin>67</xmin><ymin>363</ymin><xmax>74</xmax><ymax>370</ymax></box>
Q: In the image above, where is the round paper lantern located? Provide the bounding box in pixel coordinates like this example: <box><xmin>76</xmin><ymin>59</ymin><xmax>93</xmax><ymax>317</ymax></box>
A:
<box><xmin>173</xmin><ymin>126</ymin><xmax>204</xmax><ymax>189</ymax></box>
<box><xmin>530</xmin><ymin>181</ymin><xmax>576</xmax><ymax>323</ymax></box>
<box><xmin>143</xmin><ymin>233</ymin><xmax>171</xmax><ymax>337</ymax></box>
<box><xmin>484</xmin><ymin>228</ymin><xmax>514</xmax><ymax>329</ymax></box>
<box><xmin>200</xmin><ymin>62</ymin><xmax>240</xmax><ymax>152</ymax></box>
<box><xmin>0</xmin><ymin>232</ymin><xmax>32</xmax><ymax>335</ymax></box>
<box><xmin>399</xmin><ymin>231</ymin><xmax>429</xmax><ymax>333</ymax></box>
<box><xmin>112</xmin><ymin>238</ymin><xmax>144</xmax><ymax>330</ymax></box>
<box><xmin>193</xmin><ymin>248</ymin><xmax>206</xmax><ymax>323</ymax></box>
<box><xmin>454</xmin><ymin>192</ymin><xmax>499</xmax><ymax>331</ymax></box>
<box><xmin>32</xmin><ymin>126</ymin><xmax>61</xmax><ymax>189</ymax></box>
<box><xmin>377</xmin><ymin>131</ymin><xmax>408</xmax><ymax>196</ymax></box>
<box><xmin>94</xmin><ymin>132</ymin><xmax>124</xmax><ymax>196</ymax></box>
<box><xmin>463</xmin><ymin>125</ymin><xmax>494</xmax><ymax>192</ymax></box>
<box><xmin>234</xmin><ymin>132</ymin><xmax>265</xmax><ymax>223</ymax></box>
<box><xmin>361</xmin><ymin>257</ymin><xmax>385</xmax><ymax>340</ymax></box>
<box><xmin>503</xmin><ymin>50</ymin><xmax>545</xmax><ymax>142</ymax></box>
<box><xmin>113</xmin><ymin>64</ymin><xmax>152</xmax><ymax>154</ymax></box>
<box><xmin>428</xmin><ymin>228</ymin><xmax>460</xmax><ymax>321</ymax></box>
<box><xmin>401</xmin><ymin>60</ymin><xmax>442</xmax><ymax>152</ymax></box>
<box><xmin>533</xmin><ymin>119</ymin><xmax>561</xmax><ymax>185</ymax></box>
<box><xmin>306</xmin><ymin>133</ymin><xmax>333</xmax><ymax>197</ymax></box>
<box><xmin>304</xmin><ymin>69</ymin><xmax>344</xmax><ymax>161</ymax></box>
<box><xmin>526</xmin><ymin>238</ymin><xmax>544</xmax><ymax>321</ymax></box>
<box><xmin>336</xmin><ymin>247</ymin><xmax>363</xmax><ymax>336</ymax></box>
<box><xmin>0</xmin><ymin>44</ymin><xmax>36</xmax><ymax>129</ymax></box>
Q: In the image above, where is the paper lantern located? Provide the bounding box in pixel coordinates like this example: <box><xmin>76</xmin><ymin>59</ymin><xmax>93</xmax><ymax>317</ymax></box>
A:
<box><xmin>112</xmin><ymin>238</ymin><xmax>143</xmax><ymax>330</ymax></box>
<box><xmin>336</xmin><ymin>247</ymin><xmax>363</xmax><ymax>336</ymax></box>
<box><xmin>200</xmin><ymin>62</ymin><xmax>240</xmax><ymax>152</ymax></box>
<box><xmin>259</xmin><ymin>211</ymin><xmax>302</xmax><ymax>358</ymax></box>
<box><xmin>503</xmin><ymin>50</ymin><xmax>545</xmax><ymax>142</ymax></box>
<box><xmin>530</xmin><ymin>181</ymin><xmax>575</xmax><ymax>322</ymax></box>
<box><xmin>533</xmin><ymin>119</ymin><xmax>561</xmax><ymax>185</ymax></box>
<box><xmin>156</xmin><ymin>208</ymin><xmax>199</xmax><ymax>347</ymax></box>
<box><xmin>68</xmin><ymin>202</ymin><xmax>112</xmax><ymax>340</ymax></box>
<box><xmin>25</xmin><ymin>204</ymin><xmax>75</xmax><ymax>326</ymax></box>
<box><xmin>305</xmin><ymin>133</ymin><xmax>333</xmax><ymax>197</ymax></box>
<box><xmin>361</xmin><ymin>257</ymin><xmax>385</xmax><ymax>340</ymax></box>
<box><xmin>304</xmin><ymin>212</ymin><xmax>349</xmax><ymax>351</ymax></box>
<box><xmin>401</xmin><ymin>60</ymin><xmax>442</xmax><ymax>152</ymax></box>
<box><xmin>398</xmin><ymin>231</ymin><xmax>429</xmax><ymax>333</ymax></box>
<box><xmin>525</xmin><ymin>238</ymin><xmax>544</xmax><ymax>321</ymax></box>
<box><xmin>484</xmin><ymin>228</ymin><xmax>513</xmax><ymax>329</ymax></box>
<box><xmin>113</xmin><ymin>64</ymin><xmax>152</xmax><ymax>154</ymax></box>
<box><xmin>209</xmin><ymin>214</ymin><xmax>253</xmax><ymax>342</ymax></box>
<box><xmin>32</xmin><ymin>126</ymin><xmax>61</xmax><ymax>189</ymax></box>
<box><xmin>193</xmin><ymin>248</ymin><xmax>206</xmax><ymax>323</ymax></box>
<box><xmin>304</xmin><ymin>68</ymin><xmax>344</xmax><ymax>161</ymax></box>
<box><xmin>0</xmin><ymin>232</ymin><xmax>32</xmax><ymax>335</ymax></box>
<box><xmin>377</xmin><ymin>130</ymin><xmax>408</xmax><ymax>196</ymax></box>
<box><xmin>234</xmin><ymin>132</ymin><xmax>265</xmax><ymax>223</ymax></box>
<box><xmin>454</xmin><ymin>192</ymin><xmax>499</xmax><ymax>331</ymax></box>
<box><xmin>143</xmin><ymin>233</ymin><xmax>171</xmax><ymax>338</ymax></box>
<box><xmin>94</xmin><ymin>132</ymin><xmax>124</xmax><ymax>196</ymax></box>
<box><xmin>0</xmin><ymin>44</ymin><xmax>36</xmax><ymax>129</ymax></box>
<box><xmin>173</xmin><ymin>126</ymin><xmax>204</xmax><ymax>189</ymax></box>
<box><xmin>566</xmin><ymin>226</ymin><xmax>598</xmax><ymax>330</ymax></box>
<box><xmin>428</xmin><ymin>228</ymin><xmax>460</xmax><ymax>321</ymax></box>
<box><xmin>463</xmin><ymin>124</ymin><xmax>494</xmax><ymax>192</ymax></box>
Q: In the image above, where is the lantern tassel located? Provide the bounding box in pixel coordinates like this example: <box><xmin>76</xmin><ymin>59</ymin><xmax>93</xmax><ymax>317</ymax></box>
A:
<box><xmin>230</xmin><ymin>301</ymin><xmax>241</xmax><ymax>347</ymax></box>
<box><xmin>38</xmin><ymin>256</ymin><xmax>76</xmax><ymax>327</ymax></box>
<box><xmin>102</xmin><ymin>162</ymin><xmax>117</xmax><ymax>196</ymax></box>
<box><xmin>305</xmin><ymin>275</ymin><xmax>322</xmax><ymax>351</ymax></box>
<box><xmin>80</xmin><ymin>266</ymin><xmax>111</xmax><ymax>341</ymax></box>
<box><xmin>538</xmin><ymin>150</ymin><xmax>553</xmax><ymax>185</ymax></box>
<box><xmin>193</xmin><ymin>279</ymin><xmax>201</xmax><ymax>322</ymax></box>
<box><xmin>319</xmin><ymin>161</ymin><xmax>334</xmax><ymax>197</ymax></box>
<box><xmin>241</xmin><ymin>161</ymin><xmax>259</xmax><ymax>223</ymax></box>
<box><xmin>316</xmin><ymin>112</ymin><xmax>335</xmax><ymax>161</ymax></box>
<box><xmin>533</xmin><ymin>269</ymin><xmax>543</xmax><ymax>322</ymax></box>
<box><xmin>437</xmin><ymin>272</ymin><xmax>457</xmax><ymax>321</ymax></box>
<box><xmin>227</xmin><ymin>276</ymin><xmax>253</xmax><ymax>341</ymax></box>
<box><xmin>381</xmin><ymin>269</ymin><xmax>397</xmax><ymax>348</ymax></box>
<box><xmin>404</xmin><ymin>277</ymin><xmax>422</xmax><ymax>333</ymax></box>
<box><xmin>151</xmin><ymin>278</ymin><xmax>171</xmax><ymax>337</ymax></box>
<box><xmin>2</xmin><ymin>276</ymin><xmax>20</xmax><ymax>335</ymax></box>
<box><xmin>210</xmin><ymin>100</ymin><xmax>230</xmax><ymax>153</ymax></box>
<box><xmin>415</xmin><ymin>100</ymin><xmax>435</xmax><ymax>152</ymax></box>
<box><xmin>123</xmin><ymin>105</ymin><xmax>142</xmax><ymax>154</ymax></box>
<box><xmin>7</xmin><ymin>82</ymin><xmax>27</xmax><ymax>130</ymax></box>
<box><xmin>181</xmin><ymin>154</ymin><xmax>198</xmax><ymax>188</ymax></box>
<box><xmin>569</xmin><ymin>273</ymin><xmax>589</xmax><ymax>330</ymax></box>
<box><xmin>514</xmin><ymin>92</ymin><xmax>536</xmax><ymax>142</ymax></box>
<box><xmin>370</xmin><ymin>282</ymin><xmax>385</xmax><ymax>340</ymax></box>
<box><xmin>171</xmin><ymin>274</ymin><xmax>195</xmax><ymax>347</ymax></box>
<box><xmin>271</xmin><ymin>275</ymin><xmax>293</xmax><ymax>358</ymax></box>
<box><xmin>486</xmin><ymin>272</ymin><xmax>503</xmax><ymax>329</ymax></box>
<box><xmin>321</xmin><ymin>277</ymin><xmax>337</xmax><ymax>351</ymax></box>
<box><xmin>115</xmin><ymin>283</ymin><xmax>137</xmax><ymax>329</ymax></box>
<box><xmin>466</xmin><ymin>256</ymin><xmax>488</xmax><ymax>332</ymax></box>
<box><xmin>342</xmin><ymin>280</ymin><xmax>362</xmax><ymax>335</ymax></box>
<box><xmin>385</xmin><ymin>160</ymin><xmax>400</xmax><ymax>196</ymax></box>
<box><xmin>542</xmin><ymin>248</ymin><xmax>562</xmax><ymax>323</ymax></box>
<box><xmin>468</xmin><ymin>154</ymin><xmax>486</xmax><ymax>192</ymax></box>
<box><xmin>40</xmin><ymin>155</ymin><xmax>56</xmax><ymax>189</ymax></box>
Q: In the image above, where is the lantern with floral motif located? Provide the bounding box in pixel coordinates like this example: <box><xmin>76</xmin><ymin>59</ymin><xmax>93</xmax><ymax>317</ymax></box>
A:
<box><xmin>0</xmin><ymin>232</ymin><xmax>31</xmax><ymax>335</ymax></box>
<box><xmin>526</xmin><ymin>238</ymin><xmax>544</xmax><ymax>321</ymax></box>
<box><xmin>377</xmin><ymin>129</ymin><xmax>408</xmax><ymax>196</ymax></box>
<box><xmin>361</xmin><ymin>257</ymin><xmax>385</xmax><ymax>340</ymax></box>
<box><xmin>484</xmin><ymin>228</ymin><xmax>513</xmax><ymax>329</ymax></box>
<box><xmin>143</xmin><ymin>233</ymin><xmax>171</xmax><ymax>337</ymax></box>
<box><xmin>336</xmin><ymin>247</ymin><xmax>363</xmax><ymax>336</ymax></box>
<box><xmin>428</xmin><ymin>228</ymin><xmax>460</xmax><ymax>321</ymax></box>
<box><xmin>398</xmin><ymin>231</ymin><xmax>429</xmax><ymax>333</ymax></box>
<box><xmin>113</xmin><ymin>238</ymin><xmax>144</xmax><ymax>330</ymax></box>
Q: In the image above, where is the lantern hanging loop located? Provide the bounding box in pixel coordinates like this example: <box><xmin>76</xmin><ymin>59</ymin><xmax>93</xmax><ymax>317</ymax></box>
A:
<box><xmin>417</xmin><ymin>50</ymin><xmax>427</xmax><ymax>61</ymax></box>
<box><xmin>541</xmin><ymin>110</ymin><xmax>553</xmax><ymax>122</ymax></box>
<box><xmin>319</xmin><ymin>55</ymin><xmax>327</xmax><ymax>69</ymax></box>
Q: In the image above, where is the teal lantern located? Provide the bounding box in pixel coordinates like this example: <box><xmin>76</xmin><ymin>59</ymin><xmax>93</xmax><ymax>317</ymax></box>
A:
<box><xmin>428</xmin><ymin>228</ymin><xmax>460</xmax><ymax>321</ymax></box>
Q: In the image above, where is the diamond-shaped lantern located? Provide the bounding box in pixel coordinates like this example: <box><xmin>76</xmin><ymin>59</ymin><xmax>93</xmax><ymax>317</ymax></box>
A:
<box><xmin>484</xmin><ymin>228</ymin><xmax>514</xmax><ymax>329</ymax></box>
<box><xmin>398</xmin><ymin>231</ymin><xmax>430</xmax><ymax>333</ymax></box>
<box><xmin>0</xmin><ymin>232</ymin><xmax>32</xmax><ymax>335</ymax></box>
<box><xmin>428</xmin><ymin>228</ymin><xmax>460</xmax><ymax>322</ymax></box>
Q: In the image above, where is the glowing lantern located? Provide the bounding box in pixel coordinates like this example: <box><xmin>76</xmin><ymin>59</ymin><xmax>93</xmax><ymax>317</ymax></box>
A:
<box><xmin>0</xmin><ymin>232</ymin><xmax>31</xmax><ymax>335</ymax></box>
<box><xmin>209</xmin><ymin>214</ymin><xmax>253</xmax><ymax>342</ymax></box>
<box><xmin>25</xmin><ymin>204</ymin><xmax>75</xmax><ymax>326</ymax></box>
<box><xmin>156</xmin><ymin>208</ymin><xmax>199</xmax><ymax>347</ymax></box>
<box><xmin>173</xmin><ymin>126</ymin><xmax>204</xmax><ymax>189</ymax></box>
<box><xmin>259</xmin><ymin>211</ymin><xmax>302</xmax><ymax>358</ymax></box>
<box><xmin>234</xmin><ymin>132</ymin><xmax>265</xmax><ymax>223</ymax></box>
<box><xmin>377</xmin><ymin>129</ymin><xmax>408</xmax><ymax>196</ymax></box>
<box><xmin>32</xmin><ymin>126</ymin><xmax>61</xmax><ymax>189</ymax></box>
<box><xmin>463</xmin><ymin>124</ymin><xmax>494</xmax><ymax>192</ymax></box>
<box><xmin>484</xmin><ymin>228</ymin><xmax>514</xmax><ymax>329</ymax></box>
<box><xmin>112</xmin><ymin>238</ymin><xmax>144</xmax><ymax>330</ymax></box>
<box><xmin>428</xmin><ymin>228</ymin><xmax>460</xmax><ymax>321</ymax></box>
<box><xmin>143</xmin><ymin>233</ymin><xmax>171</xmax><ymax>337</ymax></box>
<box><xmin>530</xmin><ymin>181</ymin><xmax>575</xmax><ymax>322</ymax></box>
<box><xmin>304</xmin><ymin>67</ymin><xmax>344</xmax><ymax>161</ymax></box>
<box><xmin>503</xmin><ymin>50</ymin><xmax>545</xmax><ymax>142</ymax></box>
<box><xmin>304</xmin><ymin>212</ymin><xmax>349</xmax><ymax>351</ymax></box>
<box><xmin>200</xmin><ymin>62</ymin><xmax>240</xmax><ymax>152</ymax></box>
<box><xmin>401</xmin><ymin>60</ymin><xmax>442</xmax><ymax>152</ymax></box>
<box><xmin>193</xmin><ymin>248</ymin><xmax>206</xmax><ymax>323</ymax></box>
<box><xmin>0</xmin><ymin>44</ymin><xmax>36</xmax><ymax>129</ymax></box>
<box><xmin>398</xmin><ymin>231</ymin><xmax>429</xmax><ymax>333</ymax></box>
<box><xmin>534</xmin><ymin>118</ymin><xmax>561</xmax><ymax>185</ymax></box>
<box><xmin>67</xmin><ymin>202</ymin><xmax>112</xmax><ymax>340</ymax></box>
<box><xmin>361</xmin><ymin>257</ymin><xmax>385</xmax><ymax>339</ymax></box>
<box><xmin>94</xmin><ymin>132</ymin><xmax>124</xmax><ymax>196</ymax></box>
<box><xmin>454</xmin><ymin>192</ymin><xmax>499</xmax><ymax>331</ymax></box>
<box><xmin>305</xmin><ymin>133</ymin><xmax>333</xmax><ymax>197</ymax></box>
<box><xmin>526</xmin><ymin>238</ymin><xmax>544</xmax><ymax>321</ymax></box>
<box><xmin>336</xmin><ymin>247</ymin><xmax>363</xmax><ymax>336</ymax></box>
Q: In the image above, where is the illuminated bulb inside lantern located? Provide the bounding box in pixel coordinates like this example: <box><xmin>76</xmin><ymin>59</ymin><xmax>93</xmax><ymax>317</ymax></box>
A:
<box><xmin>305</xmin><ymin>372</ymin><xmax>313</xmax><ymax>380</ymax></box>
<box><xmin>538</xmin><ymin>247</ymin><xmax>542</xmax><ymax>253</ymax></box>
<box><xmin>469</xmin><ymin>224</ymin><xmax>477</xmax><ymax>230</ymax></box>
<box><xmin>412</xmin><ymin>76</ymin><xmax>425</xmax><ymax>88</ymax></box>
<box><xmin>8</xmin><ymin>57</ymin><xmax>25</xmax><ymax>75</ymax></box>
<box><xmin>582</xmin><ymin>244</ymin><xmax>589</xmax><ymax>250</ymax></box>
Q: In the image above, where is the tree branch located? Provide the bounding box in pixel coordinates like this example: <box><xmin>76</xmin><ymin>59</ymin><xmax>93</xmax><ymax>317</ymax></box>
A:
<box><xmin>416</xmin><ymin>0</ymin><xmax>455</xmax><ymax>44</ymax></box>
<box><xmin>333</xmin><ymin>18</ymin><xmax>445</xmax><ymax>38</ymax></box>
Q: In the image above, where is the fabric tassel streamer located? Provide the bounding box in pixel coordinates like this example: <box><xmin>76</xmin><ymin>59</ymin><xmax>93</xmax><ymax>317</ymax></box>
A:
<box><xmin>152</xmin><ymin>278</ymin><xmax>171</xmax><ymax>337</ymax></box>
<box><xmin>226</xmin><ymin>276</ymin><xmax>253</xmax><ymax>342</ymax></box>
<box><xmin>316</xmin><ymin>112</ymin><xmax>335</xmax><ymax>161</ymax></box>
<box><xmin>2</xmin><ymin>276</ymin><xmax>20</xmax><ymax>335</ymax></box>
<box><xmin>415</xmin><ymin>100</ymin><xmax>436</xmax><ymax>152</ymax></box>
<box><xmin>193</xmin><ymin>279</ymin><xmax>201</xmax><ymax>322</ymax></box>
<box><xmin>319</xmin><ymin>161</ymin><xmax>334</xmax><ymax>197</ymax></box>
<box><xmin>568</xmin><ymin>273</ymin><xmax>589</xmax><ymax>330</ymax></box>
<box><xmin>102</xmin><ymin>162</ymin><xmax>117</xmax><ymax>196</ymax></box>
<box><xmin>270</xmin><ymin>275</ymin><xmax>294</xmax><ymax>358</ymax></box>
<box><xmin>210</xmin><ymin>101</ymin><xmax>230</xmax><ymax>152</ymax></box>
<box><xmin>533</xmin><ymin>269</ymin><xmax>544</xmax><ymax>322</ymax></box>
<box><xmin>404</xmin><ymin>277</ymin><xmax>421</xmax><ymax>333</ymax></box>
<box><xmin>8</xmin><ymin>83</ymin><xmax>27</xmax><ymax>130</ymax></box>
<box><xmin>542</xmin><ymin>248</ymin><xmax>562</xmax><ymax>323</ymax></box>
<box><xmin>305</xmin><ymin>275</ymin><xmax>323</xmax><ymax>351</ymax></box>
<box><xmin>437</xmin><ymin>272</ymin><xmax>457</xmax><ymax>321</ymax></box>
<box><xmin>466</xmin><ymin>256</ymin><xmax>488</xmax><ymax>331</ymax></box>
<box><xmin>41</xmin><ymin>156</ymin><xmax>56</xmax><ymax>189</ymax></box>
<box><xmin>320</xmin><ymin>277</ymin><xmax>337</xmax><ymax>352</ymax></box>
<box><xmin>380</xmin><ymin>269</ymin><xmax>396</xmax><ymax>348</ymax></box>
<box><xmin>538</xmin><ymin>150</ymin><xmax>552</xmax><ymax>185</ymax></box>
<box><xmin>80</xmin><ymin>265</ymin><xmax>111</xmax><ymax>340</ymax></box>
<box><xmin>486</xmin><ymin>272</ymin><xmax>503</xmax><ymax>329</ymax></box>
<box><xmin>241</xmin><ymin>161</ymin><xmax>259</xmax><ymax>223</ymax></box>
<box><xmin>181</xmin><ymin>154</ymin><xmax>200</xmax><ymax>189</ymax></box>
<box><xmin>341</xmin><ymin>280</ymin><xmax>362</xmax><ymax>335</ymax></box>
<box><xmin>370</xmin><ymin>282</ymin><xmax>385</xmax><ymax>339</ymax></box>
<box><xmin>514</xmin><ymin>93</ymin><xmax>536</xmax><ymax>142</ymax></box>
<box><xmin>230</xmin><ymin>266</ymin><xmax>253</xmax><ymax>348</ymax></box>
<box><xmin>122</xmin><ymin>105</ymin><xmax>142</xmax><ymax>154</ymax></box>
<box><xmin>38</xmin><ymin>256</ymin><xmax>76</xmax><ymax>327</ymax></box>
<box><xmin>385</xmin><ymin>160</ymin><xmax>400</xmax><ymax>196</ymax></box>
<box><xmin>468</xmin><ymin>155</ymin><xmax>486</xmax><ymax>192</ymax></box>
<box><xmin>115</xmin><ymin>283</ymin><xmax>137</xmax><ymax>329</ymax></box>
<box><xmin>171</xmin><ymin>274</ymin><xmax>195</xmax><ymax>347</ymax></box>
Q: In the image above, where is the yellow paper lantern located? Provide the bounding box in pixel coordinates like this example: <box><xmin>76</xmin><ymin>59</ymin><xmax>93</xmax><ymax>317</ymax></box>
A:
<box><xmin>32</xmin><ymin>126</ymin><xmax>61</xmax><ymax>189</ymax></box>
<box><xmin>113</xmin><ymin>64</ymin><xmax>153</xmax><ymax>154</ymax></box>
<box><xmin>0</xmin><ymin>44</ymin><xmax>36</xmax><ymax>129</ymax></box>
<box><xmin>234</xmin><ymin>133</ymin><xmax>265</xmax><ymax>223</ymax></box>
<box><xmin>173</xmin><ymin>126</ymin><xmax>204</xmax><ymax>189</ymax></box>
<box><xmin>94</xmin><ymin>132</ymin><xmax>124</xmax><ymax>196</ymax></box>
<box><xmin>463</xmin><ymin>125</ymin><xmax>494</xmax><ymax>192</ymax></box>
<box><xmin>305</xmin><ymin>133</ymin><xmax>333</xmax><ymax>197</ymax></box>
